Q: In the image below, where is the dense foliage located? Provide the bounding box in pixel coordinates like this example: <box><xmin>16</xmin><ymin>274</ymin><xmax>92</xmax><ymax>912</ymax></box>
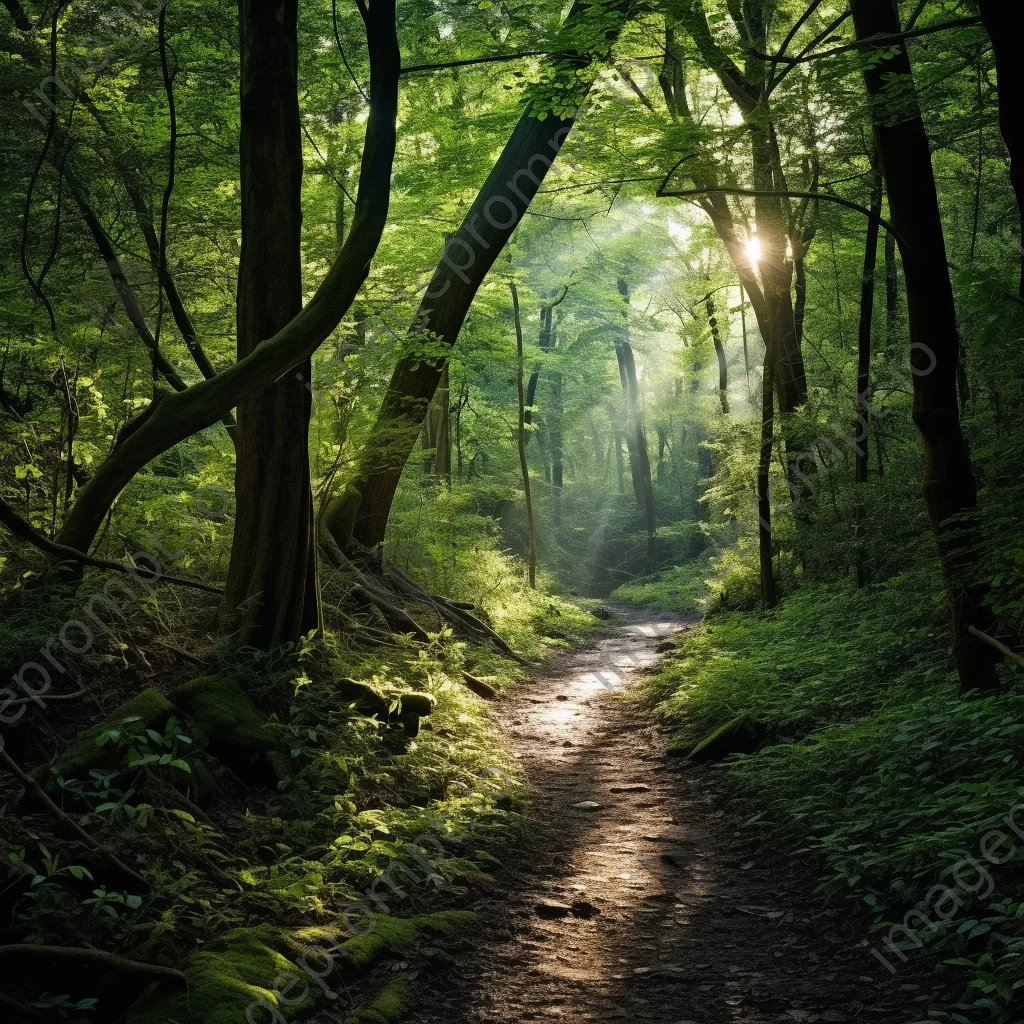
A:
<box><xmin>2</xmin><ymin>0</ymin><xmax>1023</xmax><ymax>1021</ymax></box>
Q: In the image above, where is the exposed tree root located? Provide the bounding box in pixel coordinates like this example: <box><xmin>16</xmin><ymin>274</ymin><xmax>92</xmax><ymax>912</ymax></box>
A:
<box><xmin>319</xmin><ymin>532</ymin><xmax>526</xmax><ymax>662</ymax></box>
<box><xmin>385</xmin><ymin>565</ymin><xmax>529</xmax><ymax>663</ymax></box>
<box><xmin>0</xmin><ymin>944</ymin><xmax>186</xmax><ymax>983</ymax></box>
<box><xmin>0</xmin><ymin>496</ymin><xmax>222</xmax><ymax>594</ymax></box>
<box><xmin>0</xmin><ymin>749</ymin><xmax>147</xmax><ymax>889</ymax></box>
<box><xmin>5</xmin><ymin>686</ymin><xmax>89</xmax><ymax>708</ymax></box>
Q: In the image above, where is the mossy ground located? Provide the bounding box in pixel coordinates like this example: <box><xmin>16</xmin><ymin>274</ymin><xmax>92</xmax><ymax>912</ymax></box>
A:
<box><xmin>128</xmin><ymin>913</ymin><xmax>473</xmax><ymax>1024</ymax></box>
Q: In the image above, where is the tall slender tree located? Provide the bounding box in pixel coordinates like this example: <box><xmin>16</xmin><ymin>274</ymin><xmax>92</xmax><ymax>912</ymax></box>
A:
<box><xmin>849</xmin><ymin>0</ymin><xmax>1000</xmax><ymax>690</ymax></box>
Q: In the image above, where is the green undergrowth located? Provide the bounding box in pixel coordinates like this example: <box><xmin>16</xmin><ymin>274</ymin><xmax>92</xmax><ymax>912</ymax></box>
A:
<box><xmin>610</xmin><ymin>559</ymin><xmax>709</xmax><ymax>615</ymax></box>
<box><xmin>643</xmin><ymin>565</ymin><xmax>1024</xmax><ymax>1022</ymax></box>
<box><xmin>128</xmin><ymin>911</ymin><xmax>471</xmax><ymax>1024</ymax></box>
<box><xmin>1</xmin><ymin>532</ymin><xmax>595</xmax><ymax>1022</ymax></box>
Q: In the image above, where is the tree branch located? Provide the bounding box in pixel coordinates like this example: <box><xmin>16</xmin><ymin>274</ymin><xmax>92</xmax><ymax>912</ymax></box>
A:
<box><xmin>0</xmin><ymin>495</ymin><xmax>223</xmax><ymax>594</ymax></box>
<box><xmin>969</xmin><ymin>625</ymin><xmax>1024</xmax><ymax>670</ymax></box>
<box><xmin>0</xmin><ymin>943</ymin><xmax>185</xmax><ymax>982</ymax></box>
<box><xmin>0</xmin><ymin>749</ymin><xmax>149</xmax><ymax>889</ymax></box>
<box><xmin>757</xmin><ymin>16</ymin><xmax>983</xmax><ymax>66</ymax></box>
<box><xmin>657</xmin><ymin>184</ymin><xmax>905</xmax><ymax>250</ymax></box>
<box><xmin>400</xmin><ymin>50</ymin><xmax>547</xmax><ymax>75</ymax></box>
<box><xmin>670</xmin><ymin>0</ymin><xmax>758</xmax><ymax>113</ymax></box>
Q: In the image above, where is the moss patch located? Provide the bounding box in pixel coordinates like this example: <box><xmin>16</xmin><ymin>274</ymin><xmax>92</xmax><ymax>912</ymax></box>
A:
<box><xmin>169</xmin><ymin>674</ymin><xmax>285</xmax><ymax>786</ymax></box>
<box><xmin>170</xmin><ymin>675</ymin><xmax>280</xmax><ymax>755</ymax></box>
<box><xmin>37</xmin><ymin>687</ymin><xmax>174</xmax><ymax>786</ymax></box>
<box><xmin>127</xmin><ymin>912</ymin><xmax>474</xmax><ymax>1024</ymax></box>
<box><xmin>349</xmin><ymin>976</ymin><xmax>414</xmax><ymax>1024</ymax></box>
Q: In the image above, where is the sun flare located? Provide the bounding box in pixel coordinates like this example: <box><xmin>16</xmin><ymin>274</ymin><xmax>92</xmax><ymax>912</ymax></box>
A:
<box><xmin>745</xmin><ymin>235</ymin><xmax>762</xmax><ymax>267</ymax></box>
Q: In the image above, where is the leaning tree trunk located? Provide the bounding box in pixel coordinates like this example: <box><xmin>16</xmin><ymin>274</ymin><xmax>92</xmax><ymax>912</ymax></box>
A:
<box><xmin>850</xmin><ymin>0</ymin><xmax>999</xmax><ymax>690</ymax></box>
<box><xmin>221</xmin><ymin>0</ymin><xmax>317</xmax><ymax>649</ymax></box>
<box><xmin>331</xmin><ymin>0</ymin><xmax>631</xmax><ymax>556</ymax></box>
<box><xmin>977</xmin><ymin>0</ymin><xmax>1024</xmax><ymax>296</ymax></box>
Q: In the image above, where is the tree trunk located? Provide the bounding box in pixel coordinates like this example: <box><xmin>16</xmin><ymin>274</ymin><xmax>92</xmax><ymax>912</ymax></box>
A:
<box><xmin>510</xmin><ymin>283</ymin><xmax>538</xmax><ymax>588</ymax></box>
<box><xmin>335</xmin><ymin>1</ymin><xmax>630</xmax><ymax>554</ymax></box>
<box><xmin>977</xmin><ymin>0</ymin><xmax>1024</xmax><ymax>295</ymax></box>
<box><xmin>621</xmin><ymin>343</ymin><xmax>656</xmax><ymax>546</ymax></box>
<box><xmin>757</xmin><ymin>327</ymin><xmax>778</xmax><ymax>609</ymax></box>
<box><xmin>614</xmin><ymin>341</ymin><xmax>645</xmax><ymax>504</ymax></box>
<box><xmin>524</xmin><ymin>367</ymin><xmax>541</xmax><ymax>441</ymax></box>
<box><xmin>849</xmin><ymin>0</ymin><xmax>999</xmax><ymax>690</ymax></box>
<box><xmin>616</xmin><ymin>280</ymin><xmax>657</xmax><ymax>550</ymax></box>
<box><xmin>854</xmin><ymin>165</ymin><xmax>883</xmax><ymax>589</ymax></box>
<box><xmin>614</xmin><ymin>427</ymin><xmax>625</xmax><ymax>494</ymax></box>
<box><xmin>221</xmin><ymin>0</ymin><xmax>318</xmax><ymax>650</ymax></box>
<box><xmin>706</xmin><ymin>292</ymin><xmax>729</xmax><ymax>414</ymax></box>
<box><xmin>884</xmin><ymin>228</ymin><xmax>900</xmax><ymax>351</ymax></box>
<box><xmin>53</xmin><ymin>0</ymin><xmax>400</xmax><ymax>559</ymax></box>
<box><xmin>421</xmin><ymin>365</ymin><xmax>451</xmax><ymax>480</ymax></box>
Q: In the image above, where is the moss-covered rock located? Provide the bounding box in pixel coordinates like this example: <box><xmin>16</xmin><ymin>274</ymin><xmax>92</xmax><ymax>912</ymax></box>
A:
<box><xmin>35</xmin><ymin>687</ymin><xmax>174</xmax><ymax>787</ymax></box>
<box><xmin>333</xmin><ymin>676</ymin><xmax>434</xmax><ymax>738</ymax></box>
<box><xmin>126</xmin><ymin>912</ymin><xmax>474</xmax><ymax>1024</ymax></box>
<box><xmin>349</xmin><ymin>976</ymin><xmax>413</xmax><ymax>1024</ymax></box>
<box><xmin>396</xmin><ymin>692</ymin><xmax>434</xmax><ymax>718</ymax></box>
<box><xmin>169</xmin><ymin>675</ymin><xmax>283</xmax><ymax>785</ymax></box>
<box><xmin>170</xmin><ymin>675</ymin><xmax>280</xmax><ymax>754</ymax></box>
<box><xmin>674</xmin><ymin>714</ymin><xmax>768</xmax><ymax>763</ymax></box>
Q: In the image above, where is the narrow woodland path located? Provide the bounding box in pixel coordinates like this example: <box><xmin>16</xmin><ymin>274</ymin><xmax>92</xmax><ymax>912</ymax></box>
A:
<box><xmin>411</xmin><ymin>607</ymin><xmax>930</xmax><ymax>1024</ymax></box>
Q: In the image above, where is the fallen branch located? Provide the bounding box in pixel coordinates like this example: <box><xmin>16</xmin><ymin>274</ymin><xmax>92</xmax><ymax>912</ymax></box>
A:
<box><xmin>462</xmin><ymin>672</ymin><xmax>498</xmax><ymax>699</ymax></box>
<box><xmin>319</xmin><ymin>536</ymin><xmax>431</xmax><ymax>642</ymax></box>
<box><xmin>0</xmin><ymin>497</ymin><xmax>223</xmax><ymax>594</ymax></box>
<box><xmin>0</xmin><ymin>992</ymin><xmax>45</xmax><ymax>1023</ymax></box>
<box><xmin>969</xmin><ymin>626</ymin><xmax>1024</xmax><ymax>669</ymax></box>
<box><xmin>0</xmin><ymin>749</ymin><xmax>148</xmax><ymax>889</ymax></box>
<box><xmin>152</xmin><ymin>638</ymin><xmax>206</xmax><ymax>665</ymax></box>
<box><xmin>4</xmin><ymin>686</ymin><xmax>89</xmax><ymax>707</ymax></box>
<box><xmin>0</xmin><ymin>944</ymin><xmax>185</xmax><ymax>983</ymax></box>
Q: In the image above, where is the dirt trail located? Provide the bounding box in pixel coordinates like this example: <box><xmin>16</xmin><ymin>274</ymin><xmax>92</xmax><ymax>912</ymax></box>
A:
<box><xmin>412</xmin><ymin>607</ymin><xmax>926</xmax><ymax>1023</ymax></box>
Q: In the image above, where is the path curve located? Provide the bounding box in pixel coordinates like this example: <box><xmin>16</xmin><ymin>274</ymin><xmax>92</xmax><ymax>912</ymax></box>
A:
<box><xmin>412</xmin><ymin>606</ymin><xmax>927</xmax><ymax>1023</ymax></box>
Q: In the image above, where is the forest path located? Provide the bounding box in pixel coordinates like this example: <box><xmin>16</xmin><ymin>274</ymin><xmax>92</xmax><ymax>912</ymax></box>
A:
<box><xmin>411</xmin><ymin>606</ymin><xmax>925</xmax><ymax>1024</ymax></box>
